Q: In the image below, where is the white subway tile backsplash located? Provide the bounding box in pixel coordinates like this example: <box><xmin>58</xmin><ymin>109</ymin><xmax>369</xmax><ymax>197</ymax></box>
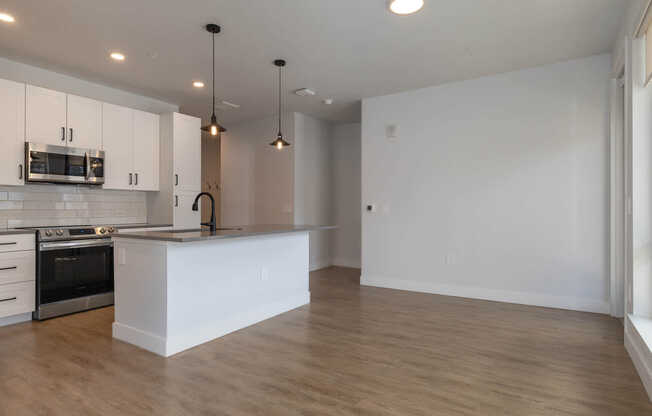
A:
<box><xmin>0</xmin><ymin>184</ymin><xmax>148</xmax><ymax>228</ymax></box>
<box><xmin>0</xmin><ymin>201</ymin><xmax>23</xmax><ymax>210</ymax></box>
<box><xmin>22</xmin><ymin>201</ymin><xmax>66</xmax><ymax>210</ymax></box>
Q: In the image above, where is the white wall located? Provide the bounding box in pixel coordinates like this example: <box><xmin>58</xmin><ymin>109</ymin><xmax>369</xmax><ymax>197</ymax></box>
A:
<box><xmin>220</xmin><ymin>113</ymin><xmax>294</xmax><ymax>226</ymax></box>
<box><xmin>631</xmin><ymin>36</ymin><xmax>652</xmax><ymax>318</ymax></box>
<box><xmin>361</xmin><ymin>54</ymin><xmax>612</xmax><ymax>313</ymax></box>
<box><xmin>331</xmin><ymin>123</ymin><xmax>361</xmax><ymax>268</ymax></box>
<box><xmin>0</xmin><ymin>57</ymin><xmax>178</xmax><ymax>114</ymax></box>
<box><xmin>293</xmin><ymin>114</ymin><xmax>333</xmax><ymax>270</ymax></box>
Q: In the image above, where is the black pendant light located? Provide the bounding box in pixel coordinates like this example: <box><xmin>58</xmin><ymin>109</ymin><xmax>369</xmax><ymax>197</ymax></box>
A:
<box><xmin>201</xmin><ymin>23</ymin><xmax>227</xmax><ymax>135</ymax></box>
<box><xmin>269</xmin><ymin>59</ymin><xmax>290</xmax><ymax>149</ymax></box>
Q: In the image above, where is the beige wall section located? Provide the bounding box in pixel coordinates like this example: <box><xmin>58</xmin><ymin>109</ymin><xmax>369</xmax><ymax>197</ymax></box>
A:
<box><xmin>293</xmin><ymin>113</ymin><xmax>333</xmax><ymax>270</ymax></box>
<box><xmin>201</xmin><ymin>134</ymin><xmax>221</xmax><ymax>224</ymax></box>
<box><xmin>220</xmin><ymin>113</ymin><xmax>294</xmax><ymax>226</ymax></box>
<box><xmin>331</xmin><ymin>123</ymin><xmax>362</xmax><ymax>268</ymax></box>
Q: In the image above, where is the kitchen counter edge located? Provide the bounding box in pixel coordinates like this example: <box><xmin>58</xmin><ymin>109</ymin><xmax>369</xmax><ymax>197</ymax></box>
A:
<box><xmin>111</xmin><ymin>225</ymin><xmax>336</xmax><ymax>243</ymax></box>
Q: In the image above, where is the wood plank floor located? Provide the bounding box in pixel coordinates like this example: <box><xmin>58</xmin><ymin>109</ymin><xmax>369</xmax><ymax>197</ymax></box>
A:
<box><xmin>0</xmin><ymin>266</ymin><xmax>650</xmax><ymax>415</ymax></box>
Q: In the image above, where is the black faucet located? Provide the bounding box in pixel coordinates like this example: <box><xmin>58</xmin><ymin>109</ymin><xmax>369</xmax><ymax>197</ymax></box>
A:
<box><xmin>191</xmin><ymin>192</ymin><xmax>216</xmax><ymax>232</ymax></box>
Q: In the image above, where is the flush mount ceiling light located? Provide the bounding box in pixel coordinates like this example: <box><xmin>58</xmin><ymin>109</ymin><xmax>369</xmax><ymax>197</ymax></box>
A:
<box><xmin>110</xmin><ymin>52</ymin><xmax>125</xmax><ymax>61</ymax></box>
<box><xmin>0</xmin><ymin>12</ymin><xmax>15</xmax><ymax>23</ymax></box>
<box><xmin>269</xmin><ymin>59</ymin><xmax>290</xmax><ymax>150</ymax></box>
<box><xmin>388</xmin><ymin>0</ymin><xmax>424</xmax><ymax>15</ymax></box>
<box><xmin>193</xmin><ymin>81</ymin><xmax>205</xmax><ymax>88</ymax></box>
<box><xmin>200</xmin><ymin>23</ymin><xmax>227</xmax><ymax>136</ymax></box>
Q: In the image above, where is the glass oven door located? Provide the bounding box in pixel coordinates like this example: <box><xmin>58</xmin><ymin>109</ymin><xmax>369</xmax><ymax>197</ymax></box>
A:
<box><xmin>38</xmin><ymin>240</ymin><xmax>114</xmax><ymax>305</ymax></box>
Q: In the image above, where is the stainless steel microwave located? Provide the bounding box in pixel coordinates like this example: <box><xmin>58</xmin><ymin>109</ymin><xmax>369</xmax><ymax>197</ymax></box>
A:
<box><xmin>25</xmin><ymin>142</ymin><xmax>105</xmax><ymax>185</ymax></box>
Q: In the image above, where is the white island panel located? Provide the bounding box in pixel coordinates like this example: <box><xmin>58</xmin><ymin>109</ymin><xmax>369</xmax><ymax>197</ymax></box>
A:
<box><xmin>112</xmin><ymin>231</ymin><xmax>310</xmax><ymax>357</ymax></box>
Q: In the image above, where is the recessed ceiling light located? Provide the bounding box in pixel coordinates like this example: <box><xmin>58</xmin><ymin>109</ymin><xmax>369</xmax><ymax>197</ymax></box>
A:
<box><xmin>389</xmin><ymin>0</ymin><xmax>424</xmax><ymax>15</ymax></box>
<box><xmin>193</xmin><ymin>81</ymin><xmax>205</xmax><ymax>88</ymax></box>
<box><xmin>0</xmin><ymin>12</ymin><xmax>15</xmax><ymax>23</ymax></box>
<box><xmin>110</xmin><ymin>52</ymin><xmax>125</xmax><ymax>61</ymax></box>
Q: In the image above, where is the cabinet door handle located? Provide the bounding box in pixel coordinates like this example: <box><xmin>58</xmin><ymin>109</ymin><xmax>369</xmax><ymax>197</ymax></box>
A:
<box><xmin>69</xmin><ymin>128</ymin><xmax>73</xmax><ymax>142</ymax></box>
<box><xmin>174</xmin><ymin>195</ymin><xmax>179</xmax><ymax>207</ymax></box>
<box><xmin>175</xmin><ymin>174</ymin><xmax>179</xmax><ymax>186</ymax></box>
<box><xmin>18</xmin><ymin>164</ymin><xmax>23</xmax><ymax>180</ymax></box>
<box><xmin>134</xmin><ymin>173</ymin><xmax>138</xmax><ymax>186</ymax></box>
<box><xmin>0</xmin><ymin>242</ymin><xmax>17</xmax><ymax>246</ymax></box>
<box><xmin>0</xmin><ymin>297</ymin><xmax>17</xmax><ymax>303</ymax></box>
<box><xmin>129</xmin><ymin>173</ymin><xmax>133</xmax><ymax>185</ymax></box>
<box><xmin>0</xmin><ymin>266</ymin><xmax>17</xmax><ymax>271</ymax></box>
<box><xmin>61</xmin><ymin>127</ymin><xmax>66</xmax><ymax>142</ymax></box>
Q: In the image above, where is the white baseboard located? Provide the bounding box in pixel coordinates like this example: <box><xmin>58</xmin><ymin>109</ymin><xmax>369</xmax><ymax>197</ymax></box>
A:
<box><xmin>112</xmin><ymin>322</ymin><xmax>167</xmax><ymax>356</ymax></box>
<box><xmin>113</xmin><ymin>292</ymin><xmax>311</xmax><ymax>357</ymax></box>
<box><xmin>310</xmin><ymin>258</ymin><xmax>332</xmax><ymax>271</ymax></box>
<box><xmin>0</xmin><ymin>312</ymin><xmax>32</xmax><ymax>327</ymax></box>
<box><xmin>625</xmin><ymin>315</ymin><xmax>652</xmax><ymax>401</ymax></box>
<box><xmin>361</xmin><ymin>274</ymin><xmax>609</xmax><ymax>314</ymax></box>
<box><xmin>331</xmin><ymin>257</ymin><xmax>361</xmax><ymax>269</ymax></box>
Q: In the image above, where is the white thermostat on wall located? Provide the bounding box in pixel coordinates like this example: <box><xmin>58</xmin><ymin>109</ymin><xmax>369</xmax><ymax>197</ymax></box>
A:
<box><xmin>386</xmin><ymin>124</ymin><xmax>398</xmax><ymax>140</ymax></box>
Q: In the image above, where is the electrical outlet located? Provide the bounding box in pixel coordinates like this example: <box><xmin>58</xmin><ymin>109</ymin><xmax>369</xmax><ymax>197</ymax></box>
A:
<box><xmin>386</xmin><ymin>124</ymin><xmax>398</xmax><ymax>140</ymax></box>
<box><xmin>261</xmin><ymin>267</ymin><xmax>269</xmax><ymax>282</ymax></box>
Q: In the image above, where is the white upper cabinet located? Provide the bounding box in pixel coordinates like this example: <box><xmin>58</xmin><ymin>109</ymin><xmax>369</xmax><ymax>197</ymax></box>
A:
<box><xmin>26</xmin><ymin>85</ymin><xmax>67</xmax><ymax>146</ymax></box>
<box><xmin>102</xmin><ymin>103</ymin><xmax>134</xmax><ymax>190</ymax></box>
<box><xmin>26</xmin><ymin>86</ymin><xmax>102</xmax><ymax>149</ymax></box>
<box><xmin>133</xmin><ymin>110</ymin><xmax>160</xmax><ymax>191</ymax></box>
<box><xmin>67</xmin><ymin>94</ymin><xmax>102</xmax><ymax>149</ymax></box>
<box><xmin>172</xmin><ymin>112</ymin><xmax>201</xmax><ymax>192</ymax></box>
<box><xmin>102</xmin><ymin>104</ymin><xmax>160</xmax><ymax>191</ymax></box>
<box><xmin>0</xmin><ymin>78</ymin><xmax>26</xmax><ymax>186</ymax></box>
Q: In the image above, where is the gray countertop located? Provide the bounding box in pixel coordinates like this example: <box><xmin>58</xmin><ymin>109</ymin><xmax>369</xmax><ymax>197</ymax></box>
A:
<box><xmin>112</xmin><ymin>223</ymin><xmax>172</xmax><ymax>230</ymax></box>
<box><xmin>0</xmin><ymin>229</ymin><xmax>36</xmax><ymax>236</ymax></box>
<box><xmin>112</xmin><ymin>224</ymin><xmax>336</xmax><ymax>243</ymax></box>
<box><xmin>0</xmin><ymin>224</ymin><xmax>170</xmax><ymax>236</ymax></box>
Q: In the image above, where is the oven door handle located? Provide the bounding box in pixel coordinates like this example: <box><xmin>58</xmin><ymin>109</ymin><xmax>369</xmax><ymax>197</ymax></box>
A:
<box><xmin>39</xmin><ymin>240</ymin><xmax>113</xmax><ymax>251</ymax></box>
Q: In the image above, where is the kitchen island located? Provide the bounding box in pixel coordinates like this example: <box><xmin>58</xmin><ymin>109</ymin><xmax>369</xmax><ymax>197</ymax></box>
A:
<box><xmin>111</xmin><ymin>225</ymin><xmax>333</xmax><ymax>357</ymax></box>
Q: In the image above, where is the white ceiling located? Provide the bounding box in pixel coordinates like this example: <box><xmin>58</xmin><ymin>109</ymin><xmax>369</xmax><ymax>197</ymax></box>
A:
<box><xmin>0</xmin><ymin>0</ymin><xmax>625</xmax><ymax>126</ymax></box>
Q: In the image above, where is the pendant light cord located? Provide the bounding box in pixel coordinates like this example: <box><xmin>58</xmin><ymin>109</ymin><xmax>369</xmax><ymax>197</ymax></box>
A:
<box><xmin>278</xmin><ymin>64</ymin><xmax>282</xmax><ymax>135</ymax></box>
<box><xmin>212</xmin><ymin>31</ymin><xmax>216</xmax><ymax>117</ymax></box>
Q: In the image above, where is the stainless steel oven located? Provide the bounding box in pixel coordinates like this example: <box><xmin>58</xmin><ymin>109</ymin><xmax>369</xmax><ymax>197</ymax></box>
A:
<box><xmin>31</xmin><ymin>226</ymin><xmax>116</xmax><ymax>320</ymax></box>
<box><xmin>25</xmin><ymin>142</ymin><xmax>105</xmax><ymax>185</ymax></box>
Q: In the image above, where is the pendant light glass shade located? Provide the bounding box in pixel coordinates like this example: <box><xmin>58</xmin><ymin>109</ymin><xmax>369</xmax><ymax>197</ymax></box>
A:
<box><xmin>270</xmin><ymin>59</ymin><xmax>290</xmax><ymax>149</ymax></box>
<box><xmin>201</xmin><ymin>24</ymin><xmax>227</xmax><ymax>135</ymax></box>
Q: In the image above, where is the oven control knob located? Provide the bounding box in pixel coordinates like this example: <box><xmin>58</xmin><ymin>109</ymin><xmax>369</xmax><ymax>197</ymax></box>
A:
<box><xmin>55</xmin><ymin>229</ymin><xmax>64</xmax><ymax>236</ymax></box>
<box><xmin>44</xmin><ymin>230</ymin><xmax>52</xmax><ymax>237</ymax></box>
<box><xmin>108</xmin><ymin>227</ymin><xmax>115</xmax><ymax>233</ymax></box>
<box><xmin>99</xmin><ymin>227</ymin><xmax>106</xmax><ymax>234</ymax></box>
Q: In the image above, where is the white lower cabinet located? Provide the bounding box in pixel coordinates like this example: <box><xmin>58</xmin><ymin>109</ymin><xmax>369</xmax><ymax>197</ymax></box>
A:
<box><xmin>0</xmin><ymin>251</ymin><xmax>35</xmax><ymax>285</ymax></box>
<box><xmin>0</xmin><ymin>281</ymin><xmax>35</xmax><ymax>318</ymax></box>
<box><xmin>0</xmin><ymin>233</ymin><xmax>35</xmax><ymax>322</ymax></box>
